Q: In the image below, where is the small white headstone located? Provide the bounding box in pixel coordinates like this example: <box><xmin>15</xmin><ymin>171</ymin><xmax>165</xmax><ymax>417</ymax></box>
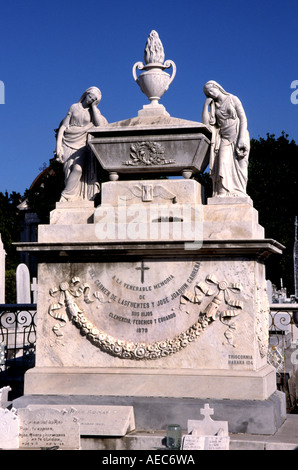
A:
<box><xmin>0</xmin><ymin>408</ymin><xmax>19</xmax><ymax>449</ymax></box>
<box><xmin>29</xmin><ymin>404</ymin><xmax>135</xmax><ymax>436</ymax></box>
<box><xmin>183</xmin><ymin>404</ymin><xmax>230</xmax><ymax>450</ymax></box>
<box><xmin>187</xmin><ymin>403</ymin><xmax>228</xmax><ymax>436</ymax></box>
<box><xmin>266</xmin><ymin>280</ymin><xmax>273</xmax><ymax>303</ymax></box>
<box><xmin>0</xmin><ymin>386</ymin><xmax>11</xmax><ymax>408</ymax></box>
<box><xmin>18</xmin><ymin>407</ymin><xmax>80</xmax><ymax>449</ymax></box>
<box><xmin>16</xmin><ymin>263</ymin><xmax>31</xmax><ymax>303</ymax></box>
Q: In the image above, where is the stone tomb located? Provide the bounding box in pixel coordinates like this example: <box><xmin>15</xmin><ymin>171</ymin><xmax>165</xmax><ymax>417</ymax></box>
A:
<box><xmin>16</xmin><ymin>119</ymin><xmax>285</xmax><ymax>434</ymax></box>
<box><xmin>14</xmin><ymin>31</ymin><xmax>286</xmax><ymax>436</ymax></box>
<box><xmin>20</xmin><ymin>182</ymin><xmax>279</xmax><ymax>384</ymax></box>
<box><xmin>16</xmin><ymin>170</ymin><xmax>285</xmax><ymax>433</ymax></box>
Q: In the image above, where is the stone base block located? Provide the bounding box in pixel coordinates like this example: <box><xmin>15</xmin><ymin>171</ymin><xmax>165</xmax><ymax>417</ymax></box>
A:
<box><xmin>50</xmin><ymin>201</ymin><xmax>95</xmax><ymax>225</ymax></box>
<box><xmin>13</xmin><ymin>389</ymin><xmax>286</xmax><ymax>435</ymax></box>
<box><xmin>207</xmin><ymin>196</ymin><xmax>253</xmax><ymax>205</ymax></box>
<box><xmin>138</xmin><ymin>103</ymin><xmax>170</xmax><ymax>117</ymax></box>
<box><xmin>24</xmin><ymin>365</ymin><xmax>277</xmax><ymax>401</ymax></box>
<box><xmin>203</xmin><ymin>202</ymin><xmax>264</xmax><ymax>239</ymax></box>
<box><xmin>100</xmin><ymin>179</ymin><xmax>203</xmax><ymax>206</ymax></box>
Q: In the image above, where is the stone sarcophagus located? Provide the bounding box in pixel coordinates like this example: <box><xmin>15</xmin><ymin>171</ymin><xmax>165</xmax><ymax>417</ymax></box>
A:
<box><xmin>88</xmin><ymin>118</ymin><xmax>211</xmax><ymax>181</ymax></box>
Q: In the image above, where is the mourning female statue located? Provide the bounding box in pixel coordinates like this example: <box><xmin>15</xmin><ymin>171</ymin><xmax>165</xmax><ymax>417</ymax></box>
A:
<box><xmin>202</xmin><ymin>81</ymin><xmax>250</xmax><ymax>197</ymax></box>
<box><xmin>55</xmin><ymin>86</ymin><xmax>108</xmax><ymax>202</ymax></box>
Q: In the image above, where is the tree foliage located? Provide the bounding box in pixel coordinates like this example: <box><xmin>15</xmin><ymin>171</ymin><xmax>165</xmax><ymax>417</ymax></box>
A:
<box><xmin>24</xmin><ymin>157</ymin><xmax>65</xmax><ymax>224</ymax></box>
<box><xmin>0</xmin><ymin>191</ymin><xmax>23</xmax><ymax>302</ymax></box>
<box><xmin>247</xmin><ymin>132</ymin><xmax>298</xmax><ymax>293</ymax></box>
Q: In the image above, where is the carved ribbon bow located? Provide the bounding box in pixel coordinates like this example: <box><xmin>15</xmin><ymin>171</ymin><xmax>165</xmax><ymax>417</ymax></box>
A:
<box><xmin>49</xmin><ymin>277</ymin><xmax>102</xmax><ymax>336</ymax></box>
<box><xmin>181</xmin><ymin>274</ymin><xmax>243</xmax><ymax>347</ymax></box>
<box><xmin>181</xmin><ymin>274</ymin><xmax>243</xmax><ymax>320</ymax></box>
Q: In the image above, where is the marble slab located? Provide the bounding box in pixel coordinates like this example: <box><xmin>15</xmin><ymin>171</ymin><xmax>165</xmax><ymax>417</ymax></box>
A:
<box><xmin>28</xmin><ymin>405</ymin><xmax>135</xmax><ymax>436</ymax></box>
<box><xmin>33</xmin><ymin>255</ymin><xmax>270</xmax><ymax>374</ymax></box>
<box><xmin>18</xmin><ymin>407</ymin><xmax>80</xmax><ymax>449</ymax></box>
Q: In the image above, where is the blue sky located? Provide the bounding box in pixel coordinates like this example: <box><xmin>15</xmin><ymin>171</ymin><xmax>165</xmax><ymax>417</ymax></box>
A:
<box><xmin>0</xmin><ymin>0</ymin><xmax>298</xmax><ymax>195</ymax></box>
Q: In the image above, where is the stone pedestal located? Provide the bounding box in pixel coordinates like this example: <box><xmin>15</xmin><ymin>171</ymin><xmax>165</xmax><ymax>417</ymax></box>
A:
<box><xmin>15</xmin><ymin>116</ymin><xmax>286</xmax><ymax>435</ymax></box>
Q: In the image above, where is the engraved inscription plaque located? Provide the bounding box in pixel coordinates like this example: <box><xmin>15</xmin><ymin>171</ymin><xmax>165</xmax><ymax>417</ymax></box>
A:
<box><xmin>47</xmin><ymin>260</ymin><xmax>244</xmax><ymax>361</ymax></box>
<box><xmin>48</xmin><ymin>260</ymin><xmax>205</xmax><ymax>359</ymax></box>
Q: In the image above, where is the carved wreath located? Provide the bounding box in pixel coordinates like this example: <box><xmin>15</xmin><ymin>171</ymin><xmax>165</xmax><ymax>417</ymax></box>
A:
<box><xmin>122</xmin><ymin>142</ymin><xmax>175</xmax><ymax>166</ymax></box>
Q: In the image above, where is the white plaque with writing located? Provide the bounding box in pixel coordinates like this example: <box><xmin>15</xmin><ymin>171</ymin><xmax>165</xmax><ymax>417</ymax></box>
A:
<box><xmin>28</xmin><ymin>405</ymin><xmax>135</xmax><ymax>436</ymax></box>
<box><xmin>182</xmin><ymin>434</ymin><xmax>230</xmax><ymax>450</ymax></box>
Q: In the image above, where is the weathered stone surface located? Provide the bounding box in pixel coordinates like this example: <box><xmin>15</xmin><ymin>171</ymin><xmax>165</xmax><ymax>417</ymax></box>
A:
<box><xmin>100</xmin><ymin>179</ymin><xmax>203</xmax><ymax>206</ymax></box>
<box><xmin>50</xmin><ymin>201</ymin><xmax>95</xmax><ymax>225</ymax></box>
<box><xmin>29</xmin><ymin>404</ymin><xmax>135</xmax><ymax>436</ymax></box>
<box><xmin>30</xmin><ymin>253</ymin><xmax>270</xmax><ymax>373</ymax></box>
<box><xmin>18</xmin><ymin>407</ymin><xmax>80</xmax><ymax>449</ymax></box>
<box><xmin>24</xmin><ymin>364</ymin><xmax>277</xmax><ymax>400</ymax></box>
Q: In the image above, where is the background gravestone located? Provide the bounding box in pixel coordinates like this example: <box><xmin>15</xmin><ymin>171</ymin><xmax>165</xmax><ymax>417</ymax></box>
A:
<box><xmin>16</xmin><ymin>263</ymin><xmax>31</xmax><ymax>304</ymax></box>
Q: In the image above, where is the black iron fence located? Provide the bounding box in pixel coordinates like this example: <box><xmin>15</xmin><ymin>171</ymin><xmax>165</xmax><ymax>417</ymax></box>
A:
<box><xmin>0</xmin><ymin>304</ymin><xmax>37</xmax><ymax>399</ymax></box>
<box><xmin>268</xmin><ymin>304</ymin><xmax>298</xmax><ymax>412</ymax></box>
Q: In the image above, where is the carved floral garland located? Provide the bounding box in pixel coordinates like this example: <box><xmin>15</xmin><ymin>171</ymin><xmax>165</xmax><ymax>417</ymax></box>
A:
<box><xmin>48</xmin><ymin>277</ymin><xmax>211</xmax><ymax>360</ymax></box>
<box><xmin>48</xmin><ymin>274</ymin><xmax>243</xmax><ymax>360</ymax></box>
<box><xmin>73</xmin><ymin>312</ymin><xmax>208</xmax><ymax>360</ymax></box>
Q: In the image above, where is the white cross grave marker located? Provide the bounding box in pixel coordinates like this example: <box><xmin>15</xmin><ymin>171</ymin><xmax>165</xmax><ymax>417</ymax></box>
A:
<box><xmin>31</xmin><ymin>277</ymin><xmax>38</xmax><ymax>304</ymax></box>
<box><xmin>183</xmin><ymin>404</ymin><xmax>230</xmax><ymax>450</ymax></box>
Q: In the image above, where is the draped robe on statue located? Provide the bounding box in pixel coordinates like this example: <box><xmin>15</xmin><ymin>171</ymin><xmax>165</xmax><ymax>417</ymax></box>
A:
<box><xmin>209</xmin><ymin>95</ymin><xmax>250</xmax><ymax>197</ymax></box>
<box><xmin>60</xmin><ymin>104</ymin><xmax>100</xmax><ymax>202</ymax></box>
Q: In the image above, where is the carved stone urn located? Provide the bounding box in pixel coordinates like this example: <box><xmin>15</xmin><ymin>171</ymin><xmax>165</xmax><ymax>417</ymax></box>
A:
<box><xmin>132</xmin><ymin>30</ymin><xmax>176</xmax><ymax>109</ymax></box>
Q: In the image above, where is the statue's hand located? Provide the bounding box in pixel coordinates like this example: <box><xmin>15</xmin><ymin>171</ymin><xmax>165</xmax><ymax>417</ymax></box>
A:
<box><xmin>55</xmin><ymin>147</ymin><xmax>64</xmax><ymax>163</ymax></box>
<box><xmin>204</xmin><ymin>97</ymin><xmax>213</xmax><ymax>107</ymax></box>
<box><xmin>236</xmin><ymin>141</ymin><xmax>248</xmax><ymax>159</ymax></box>
<box><xmin>91</xmin><ymin>98</ymin><xmax>100</xmax><ymax>107</ymax></box>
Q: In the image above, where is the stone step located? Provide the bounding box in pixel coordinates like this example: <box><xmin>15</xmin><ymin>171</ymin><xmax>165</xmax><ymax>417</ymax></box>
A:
<box><xmin>80</xmin><ymin>414</ymin><xmax>298</xmax><ymax>450</ymax></box>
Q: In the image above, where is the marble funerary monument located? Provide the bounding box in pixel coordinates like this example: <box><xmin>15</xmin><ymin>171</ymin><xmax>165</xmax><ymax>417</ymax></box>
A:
<box><xmin>16</xmin><ymin>31</ymin><xmax>285</xmax><ymax>434</ymax></box>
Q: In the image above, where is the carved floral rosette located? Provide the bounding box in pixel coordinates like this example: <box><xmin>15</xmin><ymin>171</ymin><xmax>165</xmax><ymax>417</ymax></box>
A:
<box><xmin>48</xmin><ymin>274</ymin><xmax>244</xmax><ymax>360</ymax></box>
